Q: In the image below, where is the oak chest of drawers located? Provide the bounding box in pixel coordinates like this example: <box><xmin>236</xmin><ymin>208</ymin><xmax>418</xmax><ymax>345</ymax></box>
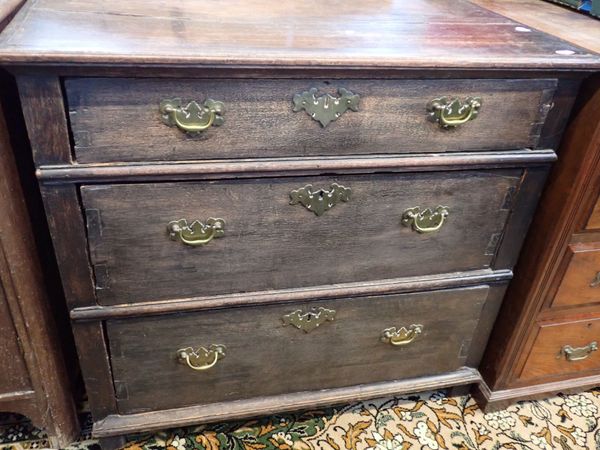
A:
<box><xmin>1</xmin><ymin>0</ymin><xmax>599</xmax><ymax>446</ymax></box>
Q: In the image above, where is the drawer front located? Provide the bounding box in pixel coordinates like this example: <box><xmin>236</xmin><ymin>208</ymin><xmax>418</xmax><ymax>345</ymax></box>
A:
<box><xmin>551</xmin><ymin>243</ymin><xmax>600</xmax><ymax>308</ymax></box>
<box><xmin>81</xmin><ymin>170</ymin><xmax>519</xmax><ymax>305</ymax></box>
<box><xmin>66</xmin><ymin>78</ymin><xmax>556</xmax><ymax>163</ymax></box>
<box><xmin>107</xmin><ymin>285</ymin><xmax>488</xmax><ymax>413</ymax></box>
<box><xmin>520</xmin><ymin>317</ymin><xmax>600</xmax><ymax>381</ymax></box>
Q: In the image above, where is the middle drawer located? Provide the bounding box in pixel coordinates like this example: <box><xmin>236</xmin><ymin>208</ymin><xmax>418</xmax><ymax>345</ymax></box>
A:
<box><xmin>81</xmin><ymin>170</ymin><xmax>519</xmax><ymax>305</ymax></box>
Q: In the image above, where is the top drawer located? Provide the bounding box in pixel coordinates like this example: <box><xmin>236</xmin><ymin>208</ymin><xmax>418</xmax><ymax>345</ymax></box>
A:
<box><xmin>65</xmin><ymin>78</ymin><xmax>557</xmax><ymax>164</ymax></box>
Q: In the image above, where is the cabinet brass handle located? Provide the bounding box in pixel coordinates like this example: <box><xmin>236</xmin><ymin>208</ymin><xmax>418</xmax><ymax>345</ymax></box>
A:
<box><xmin>401</xmin><ymin>206</ymin><xmax>449</xmax><ymax>233</ymax></box>
<box><xmin>167</xmin><ymin>218</ymin><xmax>225</xmax><ymax>246</ymax></box>
<box><xmin>590</xmin><ymin>272</ymin><xmax>600</xmax><ymax>288</ymax></box>
<box><xmin>381</xmin><ymin>324</ymin><xmax>423</xmax><ymax>346</ymax></box>
<box><xmin>177</xmin><ymin>345</ymin><xmax>226</xmax><ymax>371</ymax></box>
<box><xmin>282</xmin><ymin>307</ymin><xmax>336</xmax><ymax>333</ymax></box>
<box><xmin>160</xmin><ymin>98</ymin><xmax>224</xmax><ymax>133</ymax></box>
<box><xmin>427</xmin><ymin>97</ymin><xmax>481</xmax><ymax>128</ymax></box>
<box><xmin>558</xmin><ymin>341</ymin><xmax>598</xmax><ymax>362</ymax></box>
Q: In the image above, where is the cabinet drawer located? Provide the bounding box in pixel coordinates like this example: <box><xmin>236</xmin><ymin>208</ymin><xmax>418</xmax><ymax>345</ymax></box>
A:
<box><xmin>107</xmin><ymin>285</ymin><xmax>487</xmax><ymax>413</ymax></box>
<box><xmin>81</xmin><ymin>170</ymin><xmax>520</xmax><ymax>305</ymax></box>
<box><xmin>66</xmin><ymin>78</ymin><xmax>556</xmax><ymax>163</ymax></box>
<box><xmin>520</xmin><ymin>317</ymin><xmax>600</xmax><ymax>381</ymax></box>
<box><xmin>551</xmin><ymin>243</ymin><xmax>600</xmax><ymax>308</ymax></box>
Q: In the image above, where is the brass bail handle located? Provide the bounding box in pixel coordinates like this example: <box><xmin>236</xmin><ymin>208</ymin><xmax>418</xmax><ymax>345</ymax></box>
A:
<box><xmin>167</xmin><ymin>218</ymin><xmax>225</xmax><ymax>247</ymax></box>
<box><xmin>160</xmin><ymin>98</ymin><xmax>225</xmax><ymax>134</ymax></box>
<box><xmin>381</xmin><ymin>324</ymin><xmax>423</xmax><ymax>346</ymax></box>
<box><xmin>558</xmin><ymin>341</ymin><xmax>598</xmax><ymax>362</ymax></box>
<box><xmin>401</xmin><ymin>206</ymin><xmax>449</xmax><ymax>234</ymax></box>
<box><xmin>427</xmin><ymin>97</ymin><xmax>482</xmax><ymax>128</ymax></box>
<box><xmin>177</xmin><ymin>345</ymin><xmax>226</xmax><ymax>371</ymax></box>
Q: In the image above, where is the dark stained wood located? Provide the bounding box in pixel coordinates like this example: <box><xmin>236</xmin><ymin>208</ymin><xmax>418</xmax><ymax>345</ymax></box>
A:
<box><xmin>81</xmin><ymin>171</ymin><xmax>520</xmax><ymax>305</ymax></box>
<box><xmin>95</xmin><ymin>367</ymin><xmax>481</xmax><ymax>437</ymax></box>
<box><xmin>70</xmin><ymin>321</ymin><xmax>118</xmax><ymax>420</ymax></box>
<box><xmin>466</xmin><ymin>283</ymin><xmax>509</xmax><ymax>367</ymax></box>
<box><xmin>0</xmin><ymin>0</ymin><xmax>598</xmax><ymax>69</ymax></box>
<box><xmin>66</xmin><ymin>78</ymin><xmax>557</xmax><ymax>163</ymax></box>
<box><xmin>0</xmin><ymin>85</ymin><xmax>78</xmax><ymax>444</ymax></box>
<box><xmin>7</xmin><ymin>0</ymin><xmax>595</xmax><ymax>439</ymax></box>
<box><xmin>519</xmin><ymin>317</ymin><xmax>600</xmax><ymax>381</ymax></box>
<box><xmin>16</xmin><ymin>75</ymin><xmax>73</xmax><ymax>165</ymax></box>
<box><xmin>109</xmin><ymin>286</ymin><xmax>487</xmax><ymax>413</ymax></box>
<box><xmin>537</xmin><ymin>78</ymin><xmax>580</xmax><ymax>151</ymax></box>
<box><xmin>37</xmin><ymin>150</ymin><xmax>558</xmax><ymax>184</ymax></box>
<box><xmin>491</xmin><ymin>166</ymin><xmax>550</xmax><ymax>270</ymax></box>
<box><xmin>39</xmin><ymin>185</ymin><xmax>96</xmax><ymax>309</ymax></box>
<box><xmin>70</xmin><ymin>269</ymin><xmax>513</xmax><ymax>321</ymax></box>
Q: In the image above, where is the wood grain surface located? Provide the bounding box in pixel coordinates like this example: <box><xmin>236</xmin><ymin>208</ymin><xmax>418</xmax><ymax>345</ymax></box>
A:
<box><xmin>81</xmin><ymin>170</ymin><xmax>520</xmax><ymax>305</ymax></box>
<box><xmin>107</xmin><ymin>286</ymin><xmax>487</xmax><ymax>413</ymax></box>
<box><xmin>470</xmin><ymin>0</ymin><xmax>600</xmax><ymax>54</ymax></box>
<box><xmin>0</xmin><ymin>0</ymin><xmax>598</xmax><ymax>69</ymax></box>
<box><xmin>551</xmin><ymin>242</ymin><xmax>600</xmax><ymax>308</ymax></box>
<box><xmin>66</xmin><ymin>78</ymin><xmax>557</xmax><ymax>163</ymax></box>
<box><xmin>520</xmin><ymin>316</ymin><xmax>600</xmax><ymax>381</ymax></box>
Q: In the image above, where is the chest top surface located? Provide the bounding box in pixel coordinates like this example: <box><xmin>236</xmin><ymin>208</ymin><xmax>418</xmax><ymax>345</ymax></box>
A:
<box><xmin>0</xmin><ymin>0</ymin><xmax>598</xmax><ymax>69</ymax></box>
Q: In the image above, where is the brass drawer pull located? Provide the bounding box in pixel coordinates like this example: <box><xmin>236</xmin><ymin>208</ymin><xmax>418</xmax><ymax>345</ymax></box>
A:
<box><xmin>292</xmin><ymin>87</ymin><xmax>359</xmax><ymax>127</ymax></box>
<box><xmin>381</xmin><ymin>324</ymin><xmax>423</xmax><ymax>346</ymax></box>
<box><xmin>290</xmin><ymin>183</ymin><xmax>351</xmax><ymax>216</ymax></box>
<box><xmin>167</xmin><ymin>218</ymin><xmax>225</xmax><ymax>246</ymax></box>
<box><xmin>177</xmin><ymin>345</ymin><xmax>226</xmax><ymax>371</ymax></box>
<box><xmin>590</xmin><ymin>272</ymin><xmax>600</xmax><ymax>288</ymax></box>
<box><xmin>427</xmin><ymin>97</ymin><xmax>482</xmax><ymax>128</ymax></box>
<box><xmin>282</xmin><ymin>307</ymin><xmax>336</xmax><ymax>333</ymax></box>
<box><xmin>160</xmin><ymin>98</ymin><xmax>224</xmax><ymax>133</ymax></box>
<box><xmin>401</xmin><ymin>206</ymin><xmax>449</xmax><ymax>233</ymax></box>
<box><xmin>558</xmin><ymin>341</ymin><xmax>598</xmax><ymax>362</ymax></box>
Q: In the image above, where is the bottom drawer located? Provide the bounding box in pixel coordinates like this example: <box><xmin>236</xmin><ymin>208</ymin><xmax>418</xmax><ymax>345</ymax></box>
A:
<box><xmin>108</xmin><ymin>286</ymin><xmax>488</xmax><ymax>413</ymax></box>
<box><xmin>520</xmin><ymin>317</ymin><xmax>600</xmax><ymax>381</ymax></box>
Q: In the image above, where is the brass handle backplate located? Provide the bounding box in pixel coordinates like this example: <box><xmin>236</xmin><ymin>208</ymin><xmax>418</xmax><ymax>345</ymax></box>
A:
<box><xmin>402</xmin><ymin>206</ymin><xmax>449</xmax><ymax>233</ymax></box>
<box><xmin>427</xmin><ymin>97</ymin><xmax>481</xmax><ymax>128</ymax></box>
<box><xmin>292</xmin><ymin>87</ymin><xmax>359</xmax><ymax>127</ymax></box>
<box><xmin>167</xmin><ymin>218</ymin><xmax>225</xmax><ymax>246</ymax></box>
<box><xmin>282</xmin><ymin>307</ymin><xmax>336</xmax><ymax>333</ymax></box>
<box><xmin>558</xmin><ymin>341</ymin><xmax>598</xmax><ymax>362</ymax></box>
<box><xmin>290</xmin><ymin>183</ymin><xmax>351</xmax><ymax>216</ymax></box>
<box><xmin>160</xmin><ymin>98</ymin><xmax>224</xmax><ymax>133</ymax></box>
<box><xmin>381</xmin><ymin>324</ymin><xmax>423</xmax><ymax>346</ymax></box>
<box><xmin>177</xmin><ymin>344</ymin><xmax>226</xmax><ymax>371</ymax></box>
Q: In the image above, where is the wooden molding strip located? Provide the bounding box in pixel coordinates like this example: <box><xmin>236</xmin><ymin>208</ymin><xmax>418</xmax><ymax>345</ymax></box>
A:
<box><xmin>39</xmin><ymin>150</ymin><xmax>557</xmax><ymax>184</ymax></box>
<box><xmin>94</xmin><ymin>368</ymin><xmax>481</xmax><ymax>437</ymax></box>
<box><xmin>70</xmin><ymin>269</ymin><xmax>513</xmax><ymax>321</ymax></box>
<box><xmin>473</xmin><ymin>373</ymin><xmax>600</xmax><ymax>413</ymax></box>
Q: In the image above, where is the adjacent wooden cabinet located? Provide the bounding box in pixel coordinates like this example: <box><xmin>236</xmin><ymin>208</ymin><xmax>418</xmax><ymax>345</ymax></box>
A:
<box><xmin>0</xmin><ymin>75</ymin><xmax>78</xmax><ymax>446</ymax></box>
<box><xmin>471</xmin><ymin>0</ymin><xmax>600</xmax><ymax>410</ymax></box>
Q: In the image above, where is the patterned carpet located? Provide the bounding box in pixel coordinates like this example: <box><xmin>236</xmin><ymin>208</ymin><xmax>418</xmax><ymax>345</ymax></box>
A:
<box><xmin>1</xmin><ymin>388</ymin><xmax>600</xmax><ymax>450</ymax></box>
